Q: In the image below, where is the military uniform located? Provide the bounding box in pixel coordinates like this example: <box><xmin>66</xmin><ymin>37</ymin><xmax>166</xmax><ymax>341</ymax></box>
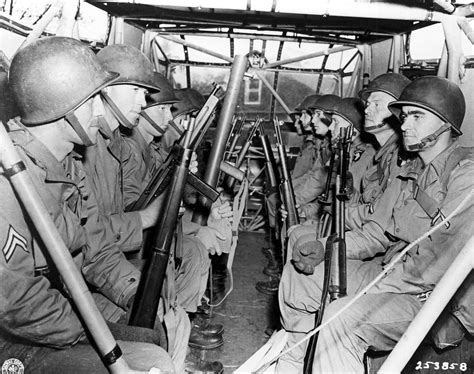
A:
<box><xmin>0</xmin><ymin>121</ymin><xmax>174</xmax><ymax>373</ymax></box>
<box><xmin>82</xmin><ymin>129</ymin><xmax>144</xmax><ymax>252</ymax></box>
<box><xmin>277</xmin><ymin>140</ymin><xmax>474</xmax><ymax>373</ymax></box>
<box><xmin>285</xmin><ymin>136</ymin><xmax>375</xmax><ymax>260</ymax></box>
<box><xmin>294</xmin><ymin>135</ymin><xmax>374</xmax><ymax>214</ymax></box>
<box><xmin>123</xmin><ymin>129</ymin><xmax>209</xmax><ymax>313</ymax></box>
<box><xmin>291</xmin><ymin>135</ymin><xmax>319</xmax><ymax>180</ymax></box>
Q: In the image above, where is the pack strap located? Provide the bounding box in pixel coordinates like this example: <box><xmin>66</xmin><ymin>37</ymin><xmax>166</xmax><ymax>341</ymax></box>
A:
<box><xmin>413</xmin><ymin>146</ymin><xmax>473</xmax><ymax>228</ymax></box>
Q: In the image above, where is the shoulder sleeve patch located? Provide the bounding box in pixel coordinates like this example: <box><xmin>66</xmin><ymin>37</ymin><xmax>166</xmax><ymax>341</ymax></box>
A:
<box><xmin>353</xmin><ymin>149</ymin><xmax>364</xmax><ymax>162</ymax></box>
<box><xmin>2</xmin><ymin>225</ymin><xmax>28</xmax><ymax>263</ymax></box>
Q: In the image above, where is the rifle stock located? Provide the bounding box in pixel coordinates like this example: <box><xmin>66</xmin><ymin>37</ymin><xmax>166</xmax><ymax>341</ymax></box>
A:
<box><xmin>129</xmin><ymin>120</ymin><xmax>195</xmax><ymax>329</ymax></box>
<box><xmin>274</xmin><ymin>117</ymin><xmax>299</xmax><ymax>228</ymax></box>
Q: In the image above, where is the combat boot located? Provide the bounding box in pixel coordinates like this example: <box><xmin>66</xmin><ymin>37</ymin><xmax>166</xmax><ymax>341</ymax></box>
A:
<box><xmin>255</xmin><ymin>276</ymin><xmax>280</xmax><ymax>296</ymax></box>
<box><xmin>188</xmin><ymin>328</ymin><xmax>223</xmax><ymax>350</ymax></box>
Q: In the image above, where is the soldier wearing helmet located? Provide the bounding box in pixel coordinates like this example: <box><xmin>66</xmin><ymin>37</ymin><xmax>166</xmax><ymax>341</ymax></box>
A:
<box><xmin>123</xmin><ymin>72</ymin><xmax>181</xmax><ymax>206</ymax></box>
<box><xmin>0</xmin><ymin>36</ymin><xmax>174</xmax><ymax>373</ymax></box>
<box><xmin>276</xmin><ymin>77</ymin><xmax>474</xmax><ymax>373</ymax></box>
<box><xmin>293</xmin><ymin>96</ymin><xmax>375</xmax><ymax>219</ymax></box>
<box><xmin>80</xmin><ymin>44</ymin><xmax>164</xmax><ymax>256</ymax></box>
<box><xmin>152</xmin><ymin>88</ymin><xmax>201</xmax><ymax>161</ymax></box>
<box><xmin>256</xmin><ymin>95</ymin><xmax>343</xmax><ymax>295</ymax></box>
<box><xmin>344</xmin><ymin>73</ymin><xmax>412</xmax><ymax>229</ymax></box>
<box><xmin>122</xmin><ymin>79</ymin><xmax>226</xmax><ymax>370</ymax></box>
<box><xmin>94</xmin><ymin>46</ymin><xmax>208</xmax><ymax>373</ymax></box>
<box><xmin>290</xmin><ymin>94</ymin><xmax>321</xmax><ymax>179</ymax></box>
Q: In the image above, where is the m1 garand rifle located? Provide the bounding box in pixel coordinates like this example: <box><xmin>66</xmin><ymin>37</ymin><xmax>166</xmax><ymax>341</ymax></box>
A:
<box><xmin>304</xmin><ymin>126</ymin><xmax>352</xmax><ymax>373</ymax></box>
<box><xmin>128</xmin><ymin>119</ymin><xmax>195</xmax><ymax>328</ymax></box>
<box><xmin>224</xmin><ymin>118</ymin><xmax>261</xmax><ymax>192</ymax></box>
<box><xmin>273</xmin><ymin>117</ymin><xmax>300</xmax><ymax>229</ymax></box>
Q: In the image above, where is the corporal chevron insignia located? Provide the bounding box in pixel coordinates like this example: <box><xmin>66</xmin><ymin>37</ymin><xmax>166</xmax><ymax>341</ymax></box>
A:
<box><xmin>2</xmin><ymin>225</ymin><xmax>28</xmax><ymax>263</ymax></box>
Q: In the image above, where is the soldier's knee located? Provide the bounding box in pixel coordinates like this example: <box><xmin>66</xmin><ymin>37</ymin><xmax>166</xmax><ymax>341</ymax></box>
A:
<box><xmin>121</xmin><ymin>341</ymin><xmax>176</xmax><ymax>373</ymax></box>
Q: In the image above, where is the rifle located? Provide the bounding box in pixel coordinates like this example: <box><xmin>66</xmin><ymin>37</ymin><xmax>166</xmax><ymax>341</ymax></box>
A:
<box><xmin>129</xmin><ymin>119</ymin><xmax>195</xmax><ymax>329</ymax></box>
<box><xmin>224</xmin><ymin>116</ymin><xmax>245</xmax><ymax>162</ymax></box>
<box><xmin>191</xmin><ymin>54</ymin><xmax>248</xmax><ymax>225</ymax></box>
<box><xmin>126</xmin><ymin>124</ymin><xmax>220</xmax><ymax>212</ymax></box>
<box><xmin>304</xmin><ymin>127</ymin><xmax>352</xmax><ymax>373</ymax></box>
<box><xmin>329</xmin><ymin>126</ymin><xmax>351</xmax><ymax>301</ymax></box>
<box><xmin>317</xmin><ymin>133</ymin><xmax>336</xmax><ymax>238</ymax></box>
<box><xmin>273</xmin><ymin>117</ymin><xmax>299</xmax><ymax>229</ymax></box>
<box><xmin>317</xmin><ymin>131</ymin><xmax>335</xmax><ymax>206</ymax></box>
<box><xmin>258</xmin><ymin>122</ymin><xmax>280</xmax><ymax>198</ymax></box>
<box><xmin>190</xmin><ymin>83</ymin><xmax>221</xmax><ymax>148</ymax></box>
<box><xmin>224</xmin><ymin>118</ymin><xmax>261</xmax><ymax>191</ymax></box>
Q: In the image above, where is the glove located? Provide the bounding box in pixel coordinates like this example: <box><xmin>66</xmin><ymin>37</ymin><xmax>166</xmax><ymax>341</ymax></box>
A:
<box><xmin>292</xmin><ymin>240</ymin><xmax>325</xmax><ymax>275</ymax></box>
<box><xmin>196</xmin><ymin>226</ymin><xmax>226</xmax><ymax>255</ymax></box>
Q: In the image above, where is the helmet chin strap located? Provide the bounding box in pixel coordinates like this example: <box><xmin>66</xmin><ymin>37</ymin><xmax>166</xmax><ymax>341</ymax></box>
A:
<box><xmin>168</xmin><ymin>119</ymin><xmax>184</xmax><ymax>136</ymax></box>
<box><xmin>65</xmin><ymin>112</ymin><xmax>94</xmax><ymax>147</ymax></box>
<box><xmin>364</xmin><ymin>121</ymin><xmax>387</xmax><ymax>131</ymax></box>
<box><xmin>98</xmin><ymin>116</ymin><xmax>113</xmax><ymax>139</ymax></box>
<box><xmin>405</xmin><ymin>123</ymin><xmax>451</xmax><ymax>152</ymax></box>
<box><xmin>140</xmin><ymin>111</ymin><xmax>165</xmax><ymax>135</ymax></box>
<box><xmin>101</xmin><ymin>91</ymin><xmax>135</xmax><ymax>129</ymax></box>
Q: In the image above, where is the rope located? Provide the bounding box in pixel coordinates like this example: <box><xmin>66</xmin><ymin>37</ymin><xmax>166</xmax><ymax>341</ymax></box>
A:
<box><xmin>255</xmin><ymin>187</ymin><xmax>474</xmax><ymax>373</ymax></box>
<box><xmin>209</xmin><ymin>178</ymin><xmax>249</xmax><ymax>307</ymax></box>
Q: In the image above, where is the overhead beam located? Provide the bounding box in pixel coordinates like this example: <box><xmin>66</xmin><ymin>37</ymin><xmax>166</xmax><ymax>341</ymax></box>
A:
<box><xmin>263</xmin><ymin>45</ymin><xmax>354</xmax><ymax>69</ymax></box>
<box><xmin>150</xmin><ymin>28</ymin><xmax>361</xmax><ymax>45</ymax></box>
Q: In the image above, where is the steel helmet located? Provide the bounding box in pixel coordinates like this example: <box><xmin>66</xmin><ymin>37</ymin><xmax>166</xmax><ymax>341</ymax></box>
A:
<box><xmin>328</xmin><ymin>97</ymin><xmax>364</xmax><ymax>132</ymax></box>
<box><xmin>182</xmin><ymin>88</ymin><xmax>206</xmax><ymax>109</ymax></box>
<box><xmin>9</xmin><ymin>36</ymin><xmax>118</xmax><ymax>125</ymax></box>
<box><xmin>96</xmin><ymin>44</ymin><xmax>159</xmax><ymax>92</ymax></box>
<box><xmin>171</xmin><ymin>89</ymin><xmax>199</xmax><ymax>118</ymax></box>
<box><xmin>388</xmin><ymin>76</ymin><xmax>465</xmax><ymax>136</ymax></box>
<box><xmin>309</xmin><ymin>94</ymin><xmax>342</xmax><ymax>113</ymax></box>
<box><xmin>293</xmin><ymin>94</ymin><xmax>321</xmax><ymax>113</ymax></box>
<box><xmin>359</xmin><ymin>73</ymin><xmax>411</xmax><ymax>102</ymax></box>
<box><xmin>144</xmin><ymin>73</ymin><xmax>179</xmax><ymax>108</ymax></box>
<box><xmin>0</xmin><ymin>71</ymin><xmax>19</xmax><ymax>123</ymax></box>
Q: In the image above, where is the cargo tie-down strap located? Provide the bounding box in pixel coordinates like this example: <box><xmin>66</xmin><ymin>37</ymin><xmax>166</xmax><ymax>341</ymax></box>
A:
<box><xmin>210</xmin><ymin>177</ymin><xmax>249</xmax><ymax>307</ymax></box>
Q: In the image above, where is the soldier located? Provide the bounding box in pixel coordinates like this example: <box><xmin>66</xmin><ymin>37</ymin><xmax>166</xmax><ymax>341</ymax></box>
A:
<box><xmin>122</xmin><ymin>72</ymin><xmax>180</xmax><ymax>205</ymax></box>
<box><xmin>277</xmin><ymin>76</ymin><xmax>474</xmax><ymax>373</ymax></box>
<box><xmin>346</xmin><ymin>72</ymin><xmax>411</xmax><ymax>230</ymax></box>
<box><xmin>292</xmin><ymin>94</ymin><xmax>341</xmax><ymax>219</ymax></box>
<box><xmin>95</xmin><ymin>46</ymin><xmax>216</xmax><ymax>372</ymax></box>
<box><xmin>0</xmin><ymin>36</ymin><xmax>174</xmax><ymax>373</ymax></box>
<box><xmin>290</xmin><ymin>94</ymin><xmax>321</xmax><ymax>179</ymax></box>
<box><xmin>283</xmin><ymin>96</ymin><xmax>376</xmax><ymax>262</ymax></box>
<box><xmin>122</xmin><ymin>77</ymin><xmax>227</xmax><ymax>358</ymax></box>
<box><xmin>256</xmin><ymin>95</ymin><xmax>339</xmax><ymax>295</ymax></box>
<box><xmin>80</xmin><ymin>44</ymin><xmax>163</xmax><ymax>255</ymax></box>
<box><xmin>284</xmin><ymin>74</ymin><xmax>411</xmax><ymax>283</ymax></box>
